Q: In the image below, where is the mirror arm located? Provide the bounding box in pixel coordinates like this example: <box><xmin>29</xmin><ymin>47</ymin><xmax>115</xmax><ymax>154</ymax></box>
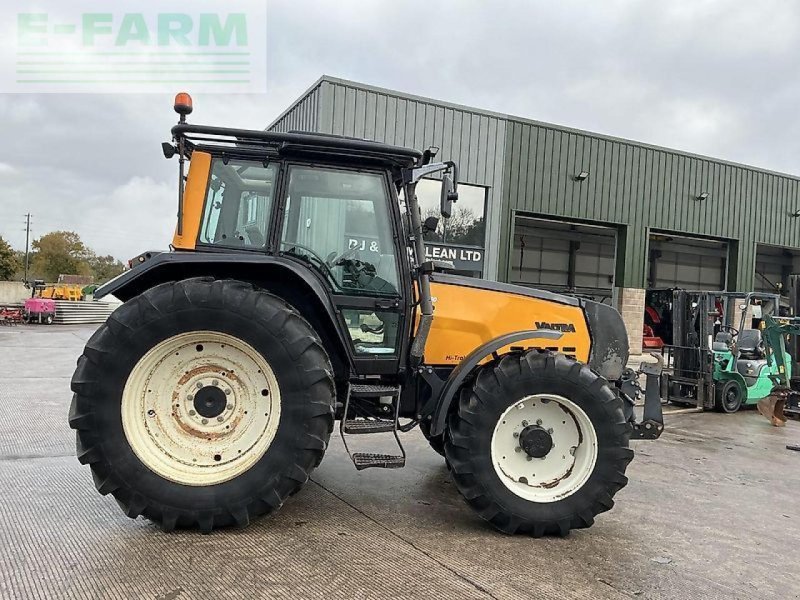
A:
<box><xmin>404</xmin><ymin>161</ymin><xmax>452</xmax><ymax>184</ymax></box>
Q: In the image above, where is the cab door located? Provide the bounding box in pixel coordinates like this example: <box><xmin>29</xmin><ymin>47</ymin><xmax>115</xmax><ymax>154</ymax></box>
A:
<box><xmin>277</xmin><ymin>163</ymin><xmax>410</xmax><ymax>375</ymax></box>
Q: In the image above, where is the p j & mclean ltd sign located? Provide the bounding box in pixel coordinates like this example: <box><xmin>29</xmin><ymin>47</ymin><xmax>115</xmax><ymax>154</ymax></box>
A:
<box><xmin>425</xmin><ymin>244</ymin><xmax>483</xmax><ymax>274</ymax></box>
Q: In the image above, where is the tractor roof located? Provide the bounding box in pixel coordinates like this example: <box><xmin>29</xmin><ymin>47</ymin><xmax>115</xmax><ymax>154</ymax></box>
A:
<box><xmin>173</xmin><ymin>123</ymin><xmax>422</xmax><ymax>169</ymax></box>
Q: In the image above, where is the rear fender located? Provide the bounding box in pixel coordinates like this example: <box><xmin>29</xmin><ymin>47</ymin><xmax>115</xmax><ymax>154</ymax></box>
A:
<box><xmin>95</xmin><ymin>251</ymin><xmax>353</xmax><ymax>376</ymax></box>
<box><xmin>426</xmin><ymin>329</ymin><xmax>563</xmax><ymax>437</ymax></box>
<box><xmin>716</xmin><ymin>370</ymin><xmax>748</xmax><ymax>395</ymax></box>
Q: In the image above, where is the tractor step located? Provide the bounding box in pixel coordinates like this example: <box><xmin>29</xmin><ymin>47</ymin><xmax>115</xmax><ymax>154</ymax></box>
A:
<box><xmin>343</xmin><ymin>419</ymin><xmax>395</xmax><ymax>434</ymax></box>
<box><xmin>349</xmin><ymin>383</ymin><xmax>400</xmax><ymax>397</ymax></box>
<box><xmin>351</xmin><ymin>452</ymin><xmax>406</xmax><ymax>470</ymax></box>
<box><xmin>340</xmin><ymin>382</ymin><xmax>406</xmax><ymax>470</ymax></box>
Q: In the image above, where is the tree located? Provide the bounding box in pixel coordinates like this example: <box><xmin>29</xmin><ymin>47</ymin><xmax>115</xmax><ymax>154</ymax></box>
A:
<box><xmin>89</xmin><ymin>254</ymin><xmax>125</xmax><ymax>283</ymax></box>
<box><xmin>422</xmin><ymin>206</ymin><xmax>485</xmax><ymax>246</ymax></box>
<box><xmin>31</xmin><ymin>231</ymin><xmax>93</xmax><ymax>282</ymax></box>
<box><xmin>0</xmin><ymin>236</ymin><xmax>20</xmax><ymax>281</ymax></box>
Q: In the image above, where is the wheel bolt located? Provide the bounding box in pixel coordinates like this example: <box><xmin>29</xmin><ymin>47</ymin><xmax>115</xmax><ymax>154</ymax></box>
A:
<box><xmin>201</xmin><ymin>418</ymin><xmax>208</xmax><ymax>425</ymax></box>
<box><xmin>187</xmin><ymin>394</ymin><xmax>194</xmax><ymax>401</ymax></box>
<box><xmin>515</xmin><ymin>447</ymin><xmax>521</xmax><ymax>453</ymax></box>
<box><xmin>526</xmin><ymin>456</ymin><xmax>532</xmax><ymax>461</ymax></box>
<box><xmin>188</xmin><ymin>409</ymin><xmax>196</xmax><ymax>416</ymax></box>
<box><xmin>226</xmin><ymin>403</ymin><xmax>233</xmax><ymax>410</ymax></box>
<box><xmin>536</xmin><ymin>419</ymin><xmax>543</xmax><ymax>426</ymax></box>
<box><xmin>217</xmin><ymin>416</ymin><xmax>224</xmax><ymax>422</ymax></box>
<box><xmin>196</xmin><ymin>382</ymin><xmax>203</xmax><ymax>389</ymax></box>
<box><xmin>547</xmin><ymin>428</ymin><xmax>553</xmax><ymax>434</ymax></box>
<box><xmin>212</xmin><ymin>379</ymin><xmax>219</xmax><ymax>386</ymax></box>
<box><xmin>521</xmin><ymin>420</ymin><xmax>529</xmax><ymax>427</ymax></box>
<box><xmin>224</xmin><ymin>389</ymin><xmax>232</xmax><ymax>396</ymax></box>
<box><xmin>513</xmin><ymin>432</ymin><xmax>519</xmax><ymax>438</ymax></box>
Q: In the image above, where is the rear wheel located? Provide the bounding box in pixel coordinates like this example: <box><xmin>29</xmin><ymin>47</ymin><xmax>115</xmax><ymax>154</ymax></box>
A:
<box><xmin>69</xmin><ymin>278</ymin><xmax>335</xmax><ymax>532</ymax></box>
<box><xmin>715</xmin><ymin>380</ymin><xmax>743</xmax><ymax>413</ymax></box>
<box><xmin>444</xmin><ymin>351</ymin><xmax>633</xmax><ymax>536</ymax></box>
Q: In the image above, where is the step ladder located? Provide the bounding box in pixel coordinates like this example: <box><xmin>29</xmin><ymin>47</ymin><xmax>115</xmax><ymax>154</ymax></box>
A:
<box><xmin>340</xmin><ymin>383</ymin><xmax>406</xmax><ymax>470</ymax></box>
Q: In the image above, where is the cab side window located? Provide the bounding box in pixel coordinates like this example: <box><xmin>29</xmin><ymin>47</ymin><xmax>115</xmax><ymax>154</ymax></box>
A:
<box><xmin>280</xmin><ymin>166</ymin><xmax>400</xmax><ymax>296</ymax></box>
<box><xmin>199</xmin><ymin>159</ymin><xmax>277</xmax><ymax>248</ymax></box>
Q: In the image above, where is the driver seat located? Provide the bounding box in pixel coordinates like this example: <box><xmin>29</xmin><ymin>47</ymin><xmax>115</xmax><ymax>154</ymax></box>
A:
<box><xmin>736</xmin><ymin>329</ymin><xmax>768</xmax><ymax>386</ymax></box>
<box><xmin>737</xmin><ymin>329</ymin><xmax>765</xmax><ymax>360</ymax></box>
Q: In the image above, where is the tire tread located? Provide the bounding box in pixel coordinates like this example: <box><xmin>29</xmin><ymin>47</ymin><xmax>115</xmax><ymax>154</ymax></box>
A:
<box><xmin>444</xmin><ymin>351</ymin><xmax>632</xmax><ymax>537</ymax></box>
<box><xmin>69</xmin><ymin>277</ymin><xmax>335</xmax><ymax>532</ymax></box>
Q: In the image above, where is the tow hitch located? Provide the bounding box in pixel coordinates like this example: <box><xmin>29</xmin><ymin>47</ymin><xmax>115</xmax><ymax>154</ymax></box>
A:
<box><xmin>619</xmin><ymin>354</ymin><xmax>665</xmax><ymax>440</ymax></box>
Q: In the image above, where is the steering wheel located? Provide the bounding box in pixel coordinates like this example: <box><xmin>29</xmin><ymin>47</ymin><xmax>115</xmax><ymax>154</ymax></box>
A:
<box><xmin>325</xmin><ymin>246</ymin><xmax>359</xmax><ymax>268</ymax></box>
<box><xmin>718</xmin><ymin>324</ymin><xmax>739</xmax><ymax>337</ymax></box>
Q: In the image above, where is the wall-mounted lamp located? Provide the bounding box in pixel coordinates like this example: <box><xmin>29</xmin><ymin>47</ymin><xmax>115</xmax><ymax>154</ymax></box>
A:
<box><xmin>696</xmin><ymin>192</ymin><xmax>710</xmax><ymax>201</ymax></box>
<box><xmin>574</xmin><ymin>171</ymin><xmax>589</xmax><ymax>181</ymax></box>
<box><xmin>790</xmin><ymin>209</ymin><xmax>800</xmax><ymax>218</ymax></box>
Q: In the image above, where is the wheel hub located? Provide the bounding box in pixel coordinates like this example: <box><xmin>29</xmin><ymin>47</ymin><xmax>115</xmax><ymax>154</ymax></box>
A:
<box><xmin>121</xmin><ymin>331</ymin><xmax>281</xmax><ymax>486</ymax></box>
<box><xmin>194</xmin><ymin>385</ymin><xmax>227</xmax><ymax>418</ymax></box>
<box><xmin>519</xmin><ymin>425</ymin><xmax>553</xmax><ymax>458</ymax></box>
<box><xmin>490</xmin><ymin>394</ymin><xmax>598</xmax><ymax>503</ymax></box>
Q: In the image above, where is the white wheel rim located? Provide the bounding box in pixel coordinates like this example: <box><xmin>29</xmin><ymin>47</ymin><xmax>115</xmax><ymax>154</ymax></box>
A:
<box><xmin>122</xmin><ymin>331</ymin><xmax>281</xmax><ymax>486</ymax></box>
<box><xmin>491</xmin><ymin>394</ymin><xmax>598</xmax><ymax>503</ymax></box>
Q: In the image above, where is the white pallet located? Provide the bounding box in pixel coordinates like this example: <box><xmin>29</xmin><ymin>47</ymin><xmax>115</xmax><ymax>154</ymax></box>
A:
<box><xmin>53</xmin><ymin>300</ymin><xmax>119</xmax><ymax>324</ymax></box>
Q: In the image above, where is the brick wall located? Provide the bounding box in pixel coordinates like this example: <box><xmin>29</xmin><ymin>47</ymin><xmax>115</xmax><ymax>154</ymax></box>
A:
<box><xmin>618</xmin><ymin>287</ymin><xmax>645</xmax><ymax>355</ymax></box>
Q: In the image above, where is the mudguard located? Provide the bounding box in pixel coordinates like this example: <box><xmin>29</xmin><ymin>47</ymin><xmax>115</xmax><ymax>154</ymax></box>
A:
<box><xmin>427</xmin><ymin>329</ymin><xmax>563</xmax><ymax>437</ymax></box>
<box><xmin>94</xmin><ymin>251</ymin><xmax>352</xmax><ymax>368</ymax></box>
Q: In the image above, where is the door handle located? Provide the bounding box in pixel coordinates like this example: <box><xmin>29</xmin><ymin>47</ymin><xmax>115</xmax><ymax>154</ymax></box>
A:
<box><xmin>374</xmin><ymin>299</ymin><xmax>399</xmax><ymax>310</ymax></box>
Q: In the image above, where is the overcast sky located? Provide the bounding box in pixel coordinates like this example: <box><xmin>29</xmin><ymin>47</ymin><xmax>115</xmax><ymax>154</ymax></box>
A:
<box><xmin>2</xmin><ymin>0</ymin><xmax>799</xmax><ymax>260</ymax></box>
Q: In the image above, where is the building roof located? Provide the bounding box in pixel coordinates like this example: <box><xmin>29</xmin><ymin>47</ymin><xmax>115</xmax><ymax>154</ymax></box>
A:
<box><xmin>270</xmin><ymin>75</ymin><xmax>800</xmax><ymax>183</ymax></box>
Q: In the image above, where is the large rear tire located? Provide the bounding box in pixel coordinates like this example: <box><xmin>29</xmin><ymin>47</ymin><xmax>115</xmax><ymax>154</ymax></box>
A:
<box><xmin>69</xmin><ymin>278</ymin><xmax>335</xmax><ymax>532</ymax></box>
<box><xmin>444</xmin><ymin>351</ymin><xmax>633</xmax><ymax>536</ymax></box>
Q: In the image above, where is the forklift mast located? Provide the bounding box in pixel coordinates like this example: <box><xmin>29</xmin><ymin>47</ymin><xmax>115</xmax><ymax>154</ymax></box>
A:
<box><xmin>788</xmin><ymin>275</ymin><xmax>800</xmax><ymax>381</ymax></box>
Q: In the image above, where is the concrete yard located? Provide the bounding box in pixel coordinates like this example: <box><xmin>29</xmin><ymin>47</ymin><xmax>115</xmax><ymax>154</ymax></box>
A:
<box><xmin>1</xmin><ymin>324</ymin><xmax>799</xmax><ymax>600</ymax></box>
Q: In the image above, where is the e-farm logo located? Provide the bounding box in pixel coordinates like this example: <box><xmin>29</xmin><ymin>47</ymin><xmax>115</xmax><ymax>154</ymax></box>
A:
<box><xmin>3</xmin><ymin>1</ymin><xmax>266</xmax><ymax>93</ymax></box>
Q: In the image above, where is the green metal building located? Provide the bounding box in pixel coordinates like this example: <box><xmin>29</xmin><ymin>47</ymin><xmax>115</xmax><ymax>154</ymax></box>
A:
<box><xmin>270</xmin><ymin>76</ymin><xmax>800</xmax><ymax>350</ymax></box>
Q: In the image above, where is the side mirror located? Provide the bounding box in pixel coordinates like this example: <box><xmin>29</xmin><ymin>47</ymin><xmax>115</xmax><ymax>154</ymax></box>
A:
<box><xmin>440</xmin><ymin>174</ymin><xmax>458</xmax><ymax>218</ymax></box>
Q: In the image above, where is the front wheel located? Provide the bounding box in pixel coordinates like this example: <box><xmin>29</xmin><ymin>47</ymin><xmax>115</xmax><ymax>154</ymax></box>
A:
<box><xmin>419</xmin><ymin>419</ymin><xmax>445</xmax><ymax>457</ymax></box>
<box><xmin>69</xmin><ymin>278</ymin><xmax>335</xmax><ymax>532</ymax></box>
<box><xmin>445</xmin><ymin>351</ymin><xmax>633</xmax><ymax>536</ymax></box>
<box><xmin>714</xmin><ymin>380</ymin><xmax>743</xmax><ymax>413</ymax></box>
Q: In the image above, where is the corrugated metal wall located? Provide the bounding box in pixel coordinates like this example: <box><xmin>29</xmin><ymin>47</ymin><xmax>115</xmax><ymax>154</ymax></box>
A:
<box><xmin>500</xmin><ymin>119</ymin><xmax>800</xmax><ymax>290</ymax></box>
<box><xmin>269</xmin><ymin>83</ymin><xmax>321</xmax><ymax>133</ymax></box>
<box><xmin>271</xmin><ymin>78</ymin><xmax>507</xmax><ymax>280</ymax></box>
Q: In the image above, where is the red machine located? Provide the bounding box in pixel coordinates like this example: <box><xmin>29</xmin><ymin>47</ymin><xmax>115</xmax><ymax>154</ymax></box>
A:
<box><xmin>0</xmin><ymin>307</ymin><xmax>24</xmax><ymax>326</ymax></box>
<box><xmin>643</xmin><ymin>305</ymin><xmax>665</xmax><ymax>349</ymax></box>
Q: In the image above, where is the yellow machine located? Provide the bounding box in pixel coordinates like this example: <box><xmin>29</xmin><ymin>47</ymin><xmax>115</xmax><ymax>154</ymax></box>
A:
<box><xmin>70</xmin><ymin>93</ymin><xmax>661</xmax><ymax>537</ymax></box>
<box><xmin>38</xmin><ymin>284</ymin><xmax>83</xmax><ymax>301</ymax></box>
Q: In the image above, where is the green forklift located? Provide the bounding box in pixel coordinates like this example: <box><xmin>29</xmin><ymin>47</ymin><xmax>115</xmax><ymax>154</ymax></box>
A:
<box><xmin>659</xmin><ymin>290</ymin><xmax>793</xmax><ymax>417</ymax></box>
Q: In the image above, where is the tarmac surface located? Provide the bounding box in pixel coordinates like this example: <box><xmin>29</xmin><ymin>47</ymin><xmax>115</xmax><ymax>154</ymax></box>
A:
<box><xmin>1</xmin><ymin>324</ymin><xmax>800</xmax><ymax>599</ymax></box>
